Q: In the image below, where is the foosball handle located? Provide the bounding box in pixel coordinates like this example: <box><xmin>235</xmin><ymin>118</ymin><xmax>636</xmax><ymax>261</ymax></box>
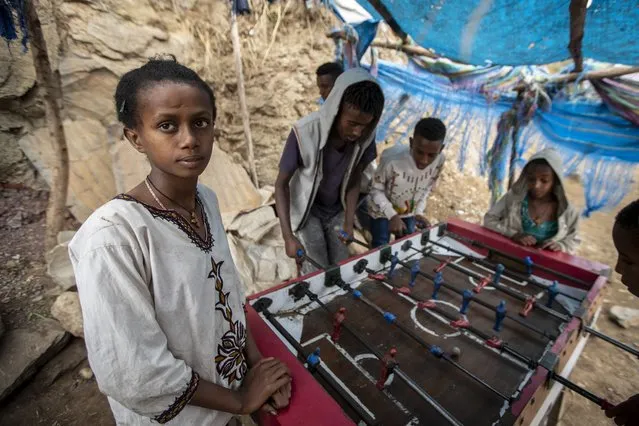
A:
<box><xmin>600</xmin><ymin>399</ymin><xmax>614</xmax><ymax>411</ymax></box>
<box><xmin>338</xmin><ymin>229</ymin><xmax>354</xmax><ymax>244</ymax></box>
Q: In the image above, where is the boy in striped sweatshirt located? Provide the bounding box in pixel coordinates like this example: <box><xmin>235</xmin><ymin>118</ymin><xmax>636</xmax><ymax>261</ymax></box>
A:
<box><xmin>367</xmin><ymin>118</ymin><xmax>446</xmax><ymax>247</ymax></box>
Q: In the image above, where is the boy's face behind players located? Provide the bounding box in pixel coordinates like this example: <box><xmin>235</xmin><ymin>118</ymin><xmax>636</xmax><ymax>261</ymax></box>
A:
<box><xmin>335</xmin><ymin>103</ymin><xmax>374</xmax><ymax>144</ymax></box>
<box><xmin>317</xmin><ymin>74</ymin><xmax>336</xmax><ymax>101</ymax></box>
<box><xmin>410</xmin><ymin>135</ymin><xmax>443</xmax><ymax>170</ymax></box>
<box><xmin>612</xmin><ymin>223</ymin><xmax>639</xmax><ymax>297</ymax></box>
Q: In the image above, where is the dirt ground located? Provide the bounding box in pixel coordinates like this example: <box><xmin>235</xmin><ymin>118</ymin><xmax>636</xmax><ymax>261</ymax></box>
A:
<box><xmin>550</xmin><ymin>177</ymin><xmax>639</xmax><ymax>426</ymax></box>
<box><xmin>1</xmin><ymin>2</ymin><xmax>638</xmax><ymax>425</ymax></box>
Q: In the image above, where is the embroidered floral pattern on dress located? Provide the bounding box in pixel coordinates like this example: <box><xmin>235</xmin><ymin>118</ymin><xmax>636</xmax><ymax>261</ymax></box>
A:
<box><xmin>115</xmin><ymin>193</ymin><xmax>213</xmax><ymax>252</ymax></box>
<box><xmin>154</xmin><ymin>371</ymin><xmax>200</xmax><ymax>424</ymax></box>
<box><xmin>215</xmin><ymin>321</ymin><xmax>248</xmax><ymax>385</ymax></box>
<box><xmin>209</xmin><ymin>257</ymin><xmax>248</xmax><ymax>385</ymax></box>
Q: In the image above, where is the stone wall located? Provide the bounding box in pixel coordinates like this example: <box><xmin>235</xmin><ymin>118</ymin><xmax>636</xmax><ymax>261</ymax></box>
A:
<box><xmin>0</xmin><ymin>0</ymin><xmax>270</xmax><ymax>220</ymax></box>
<box><xmin>1</xmin><ymin>0</ymin><xmax>193</xmax><ymax>186</ymax></box>
<box><xmin>1</xmin><ymin>0</ymin><xmax>336</xmax><ymax>191</ymax></box>
<box><xmin>0</xmin><ymin>0</ymin><xmax>336</xmax><ymax>292</ymax></box>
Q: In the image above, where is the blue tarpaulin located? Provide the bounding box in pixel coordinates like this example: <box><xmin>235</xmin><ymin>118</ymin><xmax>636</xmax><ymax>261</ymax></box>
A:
<box><xmin>325</xmin><ymin>1</ymin><xmax>638</xmax><ymax>213</ymax></box>
<box><xmin>370</xmin><ymin>60</ymin><xmax>639</xmax><ymax>214</ymax></box>
<box><xmin>357</xmin><ymin>0</ymin><xmax>639</xmax><ymax>66</ymax></box>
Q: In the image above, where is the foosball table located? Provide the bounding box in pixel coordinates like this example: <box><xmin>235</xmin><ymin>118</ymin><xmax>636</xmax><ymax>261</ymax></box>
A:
<box><xmin>246</xmin><ymin>219</ymin><xmax>636</xmax><ymax>425</ymax></box>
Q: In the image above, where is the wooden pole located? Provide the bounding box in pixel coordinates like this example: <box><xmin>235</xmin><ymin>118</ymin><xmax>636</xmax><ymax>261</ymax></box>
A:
<box><xmin>327</xmin><ymin>31</ymin><xmax>438</xmax><ymax>59</ymax></box>
<box><xmin>568</xmin><ymin>0</ymin><xmax>588</xmax><ymax>73</ymax></box>
<box><xmin>547</xmin><ymin>65</ymin><xmax>639</xmax><ymax>84</ymax></box>
<box><xmin>26</xmin><ymin>0</ymin><xmax>69</xmax><ymax>251</ymax></box>
<box><xmin>370</xmin><ymin>41</ymin><xmax>438</xmax><ymax>59</ymax></box>
<box><xmin>507</xmin><ymin>125</ymin><xmax>520</xmax><ymax>190</ymax></box>
<box><xmin>366</xmin><ymin>0</ymin><xmax>407</xmax><ymax>42</ymax></box>
<box><xmin>230</xmin><ymin>4</ymin><xmax>259</xmax><ymax>187</ymax></box>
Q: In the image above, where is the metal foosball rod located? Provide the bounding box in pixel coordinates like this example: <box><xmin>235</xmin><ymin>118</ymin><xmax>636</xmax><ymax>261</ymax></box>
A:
<box><xmin>293</xmin><ymin>265</ymin><xmax>512</xmax><ymax>404</ymax></box>
<box><xmin>406</xmin><ymin>247</ymin><xmax>639</xmax><ymax>359</ymax></box>
<box><xmin>444</xmin><ymin>231</ymin><xmax>593</xmax><ymax>289</ymax></box>
<box><xmin>286</xmin><ymin>283</ymin><xmax>465</xmax><ymax>426</ymax></box>
<box><xmin>364</xmin><ymin>270</ymin><xmax>616</xmax><ymax>411</ymax></box>
<box><xmin>340</xmin><ymin>231</ymin><xmax>557</xmax><ymax>340</ymax></box>
<box><xmin>390</xmin><ymin>253</ymin><xmax>559</xmax><ymax>340</ymax></box>
<box><xmin>425</xmin><ymin>250</ymin><xmax>571</xmax><ymax>321</ymax></box>
<box><xmin>366</xmin><ymin>268</ymin><xmax>531</xmax><ymax>366</ymax></box>
<box><xmin>340</xmin><ymin>233</ymin><xmax>637</xmax><ymax>358</ymax></box>
<box><xmin>340</xmin><ymin>235</ymin><xmax>557</xmax><ymax>340</ymax></box>
<box><xmin>581</xmin><ymin>326</ymin><xmax>639</xmax><ymax>358</ymax></box>
<box><xmin>252</xmin><ymin>298</ymin><xmax>381</xmax><ymax>426</ymax></box>
<box><xmin>425</xmin><ymin>238</ymin><xmax>582</xmax><ymax>303</ymax></box>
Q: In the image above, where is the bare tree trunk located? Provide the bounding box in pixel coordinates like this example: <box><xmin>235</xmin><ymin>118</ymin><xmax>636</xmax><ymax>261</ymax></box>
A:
<box><xmin>230</xmin><ymin>7</ymin><xmax>259</xmax><ymax>188</ymax></box>
<box><xmin>25</xmin><ymin>0</ymin><xmax>69</xmax><ymax>252</ymax></box>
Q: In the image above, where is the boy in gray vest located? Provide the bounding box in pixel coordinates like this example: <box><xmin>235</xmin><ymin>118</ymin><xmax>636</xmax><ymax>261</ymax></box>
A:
<box><xmin>274</xmin><ymin>68</ymin><xmax>385</xmax><ymax>273</ymax></box>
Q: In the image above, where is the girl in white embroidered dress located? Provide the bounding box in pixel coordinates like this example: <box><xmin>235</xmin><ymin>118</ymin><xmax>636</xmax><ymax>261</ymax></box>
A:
<box><xmin>69</xmin><ymin>57</ymin><xmax>291</xmax><ymax>425</ymax></box>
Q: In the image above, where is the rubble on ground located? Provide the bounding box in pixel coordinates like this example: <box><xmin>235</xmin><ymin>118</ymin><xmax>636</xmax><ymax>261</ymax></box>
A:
<box><xmin>79</xmin><ymin>367</ymin><xmax>94</xmax><ymax>381</ymax></box>
<box><xmin>51</xmin><ymin>292</ymin><xmax>84</xmax><ymax>338</ymax></box>
<box><xmin>609</xmin><ymin>305</ymin><xmax>639</xmax><ymax>329</ymax></box>
<box><xmin>46</xmin><ymin>242</ymin><xmax>76</xmax><ymax>292</ymax></box>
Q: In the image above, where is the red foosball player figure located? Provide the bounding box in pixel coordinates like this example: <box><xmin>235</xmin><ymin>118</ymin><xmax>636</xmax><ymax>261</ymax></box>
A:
<box><xmin>332</xmin><ymin>307</ymin><xmax>347</xmax><ymax>342</ymax></box>
<box><xmin>473</xmin><ymin>275</ymin><xmax>491</xmax><ymax>294</ymax></box>
<box><xmin>520</xmin><ymin>297</ymin><xmax>535</xmax><ymax>317</ymax></box>
<box><xmin>376</xmin><ymin>347</ymin><xmax>398</xmax><ymax>390</ymax></box>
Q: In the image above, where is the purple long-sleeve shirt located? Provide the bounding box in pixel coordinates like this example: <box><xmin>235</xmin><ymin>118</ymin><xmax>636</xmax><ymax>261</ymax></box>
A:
<box><xmin>279</xmin><ymin>129</ymin><xmax>376</xmax><ymax>219</ymax></box>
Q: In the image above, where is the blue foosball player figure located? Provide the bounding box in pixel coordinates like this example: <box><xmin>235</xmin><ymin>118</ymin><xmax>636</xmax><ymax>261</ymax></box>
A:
<box><xmin>493</xmin><ymin>264</ymin><xmax>505</xmax><ymax>285</ymax></box>
<box><xmin>524</xmin><ymin>256</ymin><xmax>534</xmax><ymax>276</ymax></box>
<box><xmin>546</xmin><ymin>281</ymin><xmax>559</xmax><ymax>308</ymax></box>
<box><xmin>486</xmin><ymin>301</ymin><xmax>507</xmax><ymax>348</ymax></box>
<box><xmin>388</xmin><ymin>252</ymin><xmax>400</xmax><ymax>278</ymax></box>
<box><xmin>307</xmin><ymin>347</ymin><xmax>321</xmax><ymax>372</ymax></box>
<box><xmin>432</xmin><ymin>272</ymin><xmax>444</xmax><ymax>299</ymax></box>
<box><xmin>450</xmin><ymin>289</ymin><xmax>473</xmax><ymax>329</ymax></box>
<box><xmin>409</xmin><ymin>262</ymin><xmax>420</xmax><ymax>287</ymax></box>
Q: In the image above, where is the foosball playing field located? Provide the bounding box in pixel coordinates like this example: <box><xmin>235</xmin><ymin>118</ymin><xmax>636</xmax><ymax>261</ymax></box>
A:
<box><xmin>246</xmin><ymin>220</ymin><xmax>635</xmax><ymax>426</ymax></box>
